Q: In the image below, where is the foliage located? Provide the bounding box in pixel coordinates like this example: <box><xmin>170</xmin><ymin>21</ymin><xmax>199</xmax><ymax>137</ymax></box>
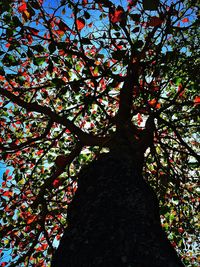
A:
<box><xmin>0</xmin><ymin>0</ymin><xmax>199</xmax><ymax>266</ymax></box>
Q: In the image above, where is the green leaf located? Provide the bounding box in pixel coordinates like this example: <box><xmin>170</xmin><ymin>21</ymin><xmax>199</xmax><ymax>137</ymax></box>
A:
<box><xmin>33</xmin><ymin>57</ymin><xmax>46</xmax><ymax>66</ymax></box>
<box><xmin>143</xmin><ymin>0</ymin><xmax>159</xmax><ymax>10</ymax></box>
<box><xmin>12</xmin><ymin>16</ymin><xmax>23</xmax><ymax>27</ymax></box>
<box><xmin>0</xmin><ymin>66</ymin><xmax>5</xmax><ymax>75</ymax></box>
<box><xmin>2</xmin><ymin>54</ymin><xmax>19</xmax><ymax>66</ymax></box>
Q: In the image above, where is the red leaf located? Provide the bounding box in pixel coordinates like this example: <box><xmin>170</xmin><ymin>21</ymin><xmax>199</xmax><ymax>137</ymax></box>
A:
<box><xmin>148</xmin><ymin>16</ymin><xmax>163</xmax><ymax>27</ymax></box>
<box><xmin>82</xmin><ymin>0</ymin><xmax>88</xmax><ymax>6</ymax></box>
<box><xmin>110</xmin><ymin>7</ymin><xmax>124</xmax><ymax>23</ymax></box>
<box><xmin>58</xmin><ymin>20</ymin><xmax>71</xmax><ymax>32</ymax></box>
<box><xmin>18</xmin><ymin>2</ymin><xmax>27</xmax><ymax>13</ymax></box>
<box><xmin>36</xmin><ymin>243</ymin><xmax>48</xmax><ymax>251</ymax></box>
<box><xmin>2</xmin><ymin>191</ymin><xmax>13</xmax><ymax>197</ymax></box>
<box><xmin>177</xmin><ymin>83</ymin><xmax>184</xmax><ymax>97</ymax></box>
<box><xmin>5</xmin><ymin>169</ymin><xmax>10</xmax><ymax>176</ymax></box>
<box><xmin>137</xmin><ymin>113</ymin><xmax>143</xmax><ymax>126</ymax></box>
<box><xmin>27</xmin><ymin>27</ymin><xmax>39</xmax><ymax>35</ymax></box>
<box><xmin>194</xmin><ymin>96</ymin><xmax>200</xmax><ymax>106</ymax></box>
<box><xmin>182</xmin><ymin>18</ymin><xmax>189</xmax><ymax>23</ymax></box>
<box><xmin>27</xmin><ymin>34</ymin><xmax>33</xmax><ymax>44</ymax></box>
<box><xmin>76</xmin><ymin>18</ymin><xmax>85</xmax><ymax>31</ymax></box>
<box><xmin>1</xmin><ymin>262</ymin><xmax>8</xmax><ymax>267</ymax></box>
<box><xmin>53</xmin><ymin>179</ymin><xmax>60</xmax><ymax>188</ymax></box>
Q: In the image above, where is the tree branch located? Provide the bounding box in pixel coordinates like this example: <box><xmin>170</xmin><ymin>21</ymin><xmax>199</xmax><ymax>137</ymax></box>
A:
<box><xmin>0</xmin><ymin>88</ymin><xmax>109</xmax><ymax>146</ymax></box>
<box><xmin>158</xmin><ymin>117</ymin><xmax>200</xmax><ymax>163</ymax></box>
<box><xmin>31</xmin><ymin>142</ymin><xmax>83</xmax><ymax>209</ymax></box>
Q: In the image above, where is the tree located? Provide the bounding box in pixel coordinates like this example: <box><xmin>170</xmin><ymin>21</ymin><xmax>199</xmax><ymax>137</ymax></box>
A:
<box><xmin>0</xmin><ymin>0</ymin><xmax>199</xmax><ymax>266</ymax></box>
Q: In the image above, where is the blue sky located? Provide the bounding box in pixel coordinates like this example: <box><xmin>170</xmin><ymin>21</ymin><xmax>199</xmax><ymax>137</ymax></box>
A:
<box><xmin>0</xmin><ymin>162</ymin><xmax>13</xmax><ymax>265</ymax></box>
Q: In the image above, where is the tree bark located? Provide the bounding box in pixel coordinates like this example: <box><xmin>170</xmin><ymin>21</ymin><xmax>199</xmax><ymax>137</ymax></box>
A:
<box><xmin>51</xmin><ymin>146</ymin><xmax>184</xmax><ymax>267</ymax></box>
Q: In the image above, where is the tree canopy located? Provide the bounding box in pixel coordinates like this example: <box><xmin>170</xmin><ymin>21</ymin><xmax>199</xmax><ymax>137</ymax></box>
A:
<box><xmin>0</xmin><ymin>0</ymin><xmax>199</xmax><ymax>266</ymax></box>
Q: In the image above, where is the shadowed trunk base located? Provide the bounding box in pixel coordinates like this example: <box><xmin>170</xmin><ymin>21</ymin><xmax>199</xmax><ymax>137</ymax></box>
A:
<box><xmin>51</xmin><ymin>151</ymin><xmax>184</xmax><ymax>267</ymax></box>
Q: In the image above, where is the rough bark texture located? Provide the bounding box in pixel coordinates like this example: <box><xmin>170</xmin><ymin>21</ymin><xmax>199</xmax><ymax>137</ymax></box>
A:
<box><xmin>51</xmin><ymin>144</ymin><xmax>184</xmax><ymax>267</ymax></box>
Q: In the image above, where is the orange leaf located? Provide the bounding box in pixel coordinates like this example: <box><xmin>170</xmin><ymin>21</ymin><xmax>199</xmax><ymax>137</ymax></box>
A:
<box><xmin>36</xmin><ymin>243</ymin><xmax>48</xmax><ymax>252</ymax></box>
<box><xmin>76</xmin><ymin>18</ymin><xmax>85</xmax><ymax>31</ymax></box>
<box><xmin>2</xmin><ymin>191</ymin><xmax>13</xmax><ymax>197</ymax></box>
<box><xmin>27</xmin><ymin>215</ymin><xmax>36</xmax><ymax>224</ymax></box>
<box><xmin>148</xmin><ymin>16</ymin><xmax>163</xmax><ymax>27</ymax></box>
<box><xmin>148</xmin><ymin>98</ymin><xmax>157</xmax><ymax>106</ymax></box>
<box><xmin>148</xmin><ymin>99</ymin><xmax>161</xmax><ymax>109</ymax></box>
<box><xmin>18</xmin><ymin>2</ymin><xmax>27</xmax><ymax>13</ymax></box>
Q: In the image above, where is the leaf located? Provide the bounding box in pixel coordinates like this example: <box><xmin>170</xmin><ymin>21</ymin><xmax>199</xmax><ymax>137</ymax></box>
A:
<box><xmin>182</xmin><ymin>18</ymin><xmax>189</xmax><ymax>23</ymax></box>
<box><xmin>82</xmin><ymin>37</ymin><xmax>92</xmax><ymax>45</ymax></box>
<box><xmin>129</xmin><ymin>14</ymin><xmax>141</xmax><ymax>22</ymax></box>
<box><xmin>148</xmin><ymin>98</ymin><xmax>160</xmax><ymax>109</ymax></box>
<box><xmin>133</xmin><ymin>40</ymin><xmax>143</xmax><ymax>49</ymax></box>
<box><xmin>143</xmin><ymin>0</ymin><xmax>159</xmax><ymax>10</ymax></box>
<box><xmin>33</xmin><ymin>57</ymin><xmax>46</xmax><ymax>66</ymax></box>
<box><xmin>48</xmin><ymin>43</ymin><xmax>56</xmax><ymax>54</ymax></box>
<box><xmin>2</xmin><ymin>191</ymin><xmax>13</xmax><ymax>197</ymax></box>
<box><xmin>82</xmin><ymin>0</ymin><xmax>88</xmax><ymax>6</ymax></box>
<box><xmin>31</xmin><ymin>45</ymin><xmax>44</xmax><ymax>53</ymax></box>
<box><xmin>27</xmin><ymin>215</ymin><xmax>36</xmax><ymax>224</ymax></box>
<box><xmin>27</xmin><ymin>27</ymin><xmax>39</xmax><ymax>35</ymax></box>
<box><xmin>18</xmin><ymin>2</ymin><xmax>27</xmax><ymax>13</ymax></box>
<box><xmin>137</xmin><ymin>113</ymin><xmax>143</xmax><ymax>126</ymax></box>
<box><xmin>148</xmin><ymin>16</ymin><xmax>163</xmax><ymax>27</ymax></box>
<box><xmin>110</xmin><ymin>6</ymin><xmax>125</xmax><ymax>24</ymax></box>
<box><xmin>52</xmin><ymin>78</ymin><xmax>66</xmax><ymax>87</ymax></box>
<box><xmin>53</xmin><ymin>179</ymin><xmax>60</xmax><ymax>188</ymax></box>
<box><xmin>194</xmin><ymin>96</ymin><xmax>200</xmax><ymax>106</ymax></box>
<box><xmin>58</xmin><ymin>20</ymin><xmax>71</xmax><ymax>32</ymax></box>
<box><xmin>36</xmin><ymin>243</ymin><xmax>48</xmax><ymax>251</ymax></box>
<box><xmin>84</xmin><ymin>11</ymin><xmax>90</xmax><ymax>20</ymax></box>
<box><xmin>2</xmin><ymin>54</ymin><xmax>19</xmax><ymax>66</ymax></box>
<box><xmin>111</xmin><ymin>50</ymin><xmax>126</xmax><ymax>60</ymax></box>
<box><xmin>76</xmin><ymin>18</ymin><xmax>85</xmax><ymax>31</ymax></box>
<box><xmin>5</xmin><ymin>169</ymin><xmax>10</xmax><ymax>176</ymax></box>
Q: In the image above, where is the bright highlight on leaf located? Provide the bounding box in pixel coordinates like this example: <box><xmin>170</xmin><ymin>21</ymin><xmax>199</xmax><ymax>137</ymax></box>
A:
<box><xmin>76</xmin><ymin>18</ymin><xmax>85</xmax><ymax>31</ymax></box>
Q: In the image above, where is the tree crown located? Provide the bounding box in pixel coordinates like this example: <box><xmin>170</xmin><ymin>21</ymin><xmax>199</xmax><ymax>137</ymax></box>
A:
<box><xmin>0</xmin><ymin>0</ymin><xmax>199</xmax><ymax>266</ymax></box>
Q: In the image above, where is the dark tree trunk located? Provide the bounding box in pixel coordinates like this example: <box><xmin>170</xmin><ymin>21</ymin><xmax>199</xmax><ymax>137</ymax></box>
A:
<box><xmin>51</xmin><ymin>146</ymin><xmax>184</xmax><ymax>267</ymax></box>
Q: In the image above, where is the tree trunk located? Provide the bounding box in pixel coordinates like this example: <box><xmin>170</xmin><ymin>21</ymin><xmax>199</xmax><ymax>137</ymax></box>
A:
<box><xmin>51</xmin><ymin>146</ymin><xmax>184</xmax><ymax>267</ymax></box>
